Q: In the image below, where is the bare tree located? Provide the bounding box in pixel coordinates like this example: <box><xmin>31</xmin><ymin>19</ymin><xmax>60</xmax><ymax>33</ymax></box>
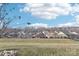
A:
<box><xmin>0</xmin><ymin>3</ymin><xmax>21</xmax><ymax>37</ymax></box>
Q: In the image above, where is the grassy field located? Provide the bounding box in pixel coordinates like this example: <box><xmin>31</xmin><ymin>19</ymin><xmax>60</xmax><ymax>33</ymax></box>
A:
<box><xmin>0</xmin><ymin>38</ymin><xmax>79</xmax><ymax>49</ymax></box>
<box><xmin>0</xmin><ymin>38</ymin><xmax>79</xmax><ymax>56</ymax></box>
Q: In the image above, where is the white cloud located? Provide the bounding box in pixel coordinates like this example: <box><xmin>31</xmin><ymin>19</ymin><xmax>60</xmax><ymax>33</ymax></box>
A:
<box><xmin>57</xmin><ymin>22</ymin><xmax>79</xmax><ymax>27</ymax></box>
<box><xmin>72</xmin><ymin>4</ymin><xmax>79</xmax><ymax>13</ymax></box>
<box><xmin>20</xmin><ymin>3</ymin><xmax>79</xmax><ymax>27</ymax></box>
<box><xmin>57</xmin><ymin>22</ymin><xmax>74</xmax><ymax>27</ymax></box>
<box><xmin>28</xmin><ymin>23</ymin><xmax>49</xmax><ymax>28</ymax></box>
<box><xmin>75</xmin><ymin>15</ymin><xmax>79</xmax><ymax>24</ymax></box>
<box><xmin>20</xmin><ymin>3</ymin><xmax>73</xmax><ymax>19</ymax></box>
<box><xmin>57</xmin><ymin>14</ymin><xmax>79</xmax><ymax>27</ymax></box>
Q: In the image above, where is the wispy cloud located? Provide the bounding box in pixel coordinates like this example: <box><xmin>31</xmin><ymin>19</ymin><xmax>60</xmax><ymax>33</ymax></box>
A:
<box><xmin>72</xmin><ymin>4</ymin><xmax>79</xmax><ymax>13</ymax></box>
<box><xmin>57</xmin><ymin>14</ymin><xmax>79</xmax><ymax>27</ymax></box>
<box><xmin>57</xmin><ymin>22</ymin><xmax>75</xmax><ymax>27</ymax></box>
<box><xmin>75</xmin><ymin>15</ymin><xmax>79</xmax><ymax>24</ymax></box>
<box><xmin>28</xmin><ymin>23</ymin><xmax>49</xmax><ymax>28</ymax></box>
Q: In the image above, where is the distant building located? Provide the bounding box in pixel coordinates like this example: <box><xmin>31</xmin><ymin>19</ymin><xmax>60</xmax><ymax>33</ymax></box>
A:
<box><xmin>57</xmin><ymin>31</ymin><xmax>68</xmax><ymax>39</ymax></box>
<box><xmin>32</xmin><ymin>31</ymin><xmax>48</xmax><ymax>38</ymax></box>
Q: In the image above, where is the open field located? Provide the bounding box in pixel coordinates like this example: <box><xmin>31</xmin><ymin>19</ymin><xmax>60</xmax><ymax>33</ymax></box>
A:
<box><xmin>0</xmin><ymin>38</ymin><xmax>79</xmax><ymax>49</ymax></box>
<box><xmin>0</xmin><ymin>38</ymin><xmax>79</xmax><ymax>56</ymax></box>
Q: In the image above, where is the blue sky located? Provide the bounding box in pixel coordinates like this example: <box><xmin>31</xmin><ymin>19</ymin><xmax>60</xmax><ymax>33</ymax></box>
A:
<box><xmin>2</xmin><ymin>3</ymin><xmax>79</xmax><ymax>28</ymax></box>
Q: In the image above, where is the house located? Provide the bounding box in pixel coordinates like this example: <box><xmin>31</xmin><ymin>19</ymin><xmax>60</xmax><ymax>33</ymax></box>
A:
<box><xmin>32</xmin><ymin>31</ymin><xmax>48</xmax><ymax>38</ymax></box>
<box><xmin>57</xmin><ymin>31</ymin><xmax>68</xmax><ymax>39</ymax></box>
<box><xmin>42</xmin><ymin>31</ymin><xmax>68</xmax><ymax>39</ymax></box>
<box><xmin>68</xmin><ymin>31</ymin><xmax>79</xmax><ymax>39</ymax></box>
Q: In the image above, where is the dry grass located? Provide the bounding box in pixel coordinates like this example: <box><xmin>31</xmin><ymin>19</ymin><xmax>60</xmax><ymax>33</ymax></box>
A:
<box><xmin>0</xmin><ymin>38</ymin><xmax>79</xmax><ymax>56</ymax></box>
<box><xmin>16</xmin><ymin>47</ymin><xmax>79</xmax><ymax>56</ymax></box>
<box><xmin>0</xmin><ymin>38</ymin><xmax>79</xmax><ymax>49</ymax></box>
